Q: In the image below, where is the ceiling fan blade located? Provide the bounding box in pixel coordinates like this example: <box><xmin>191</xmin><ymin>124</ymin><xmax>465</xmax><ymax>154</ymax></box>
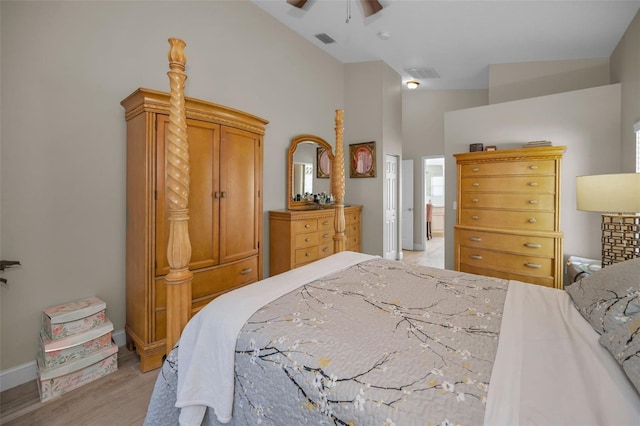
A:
<box><xmin>360</xmin><ymin>0</ymin><xmax>383</xmax><ymax>17</ymax></box>
<box><xmin>287</xmin><ymin>0</ymin><xmax>308</xmax><ymax>9</ymax></box>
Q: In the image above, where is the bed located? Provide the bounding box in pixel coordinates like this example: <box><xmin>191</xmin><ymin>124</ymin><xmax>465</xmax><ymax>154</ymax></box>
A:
<box><xmin>145</xmin><ymin>39</ymin><xmax>640</xmax><ymax>425</ymax></box>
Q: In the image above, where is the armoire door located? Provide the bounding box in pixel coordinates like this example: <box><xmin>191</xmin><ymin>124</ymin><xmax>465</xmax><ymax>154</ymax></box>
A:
<box><xmin>156</xmin><ymin>115</ymin><xmax>220</xmax><ymax>275</ymax></box>
<box><xmin>219</xmin><ymin>126</ymin><xmax>261</xmax><ymax>263</ymax></box>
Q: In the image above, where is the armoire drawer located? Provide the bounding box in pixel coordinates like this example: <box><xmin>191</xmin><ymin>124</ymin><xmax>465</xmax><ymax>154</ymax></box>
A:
<box><xmin>460</xmin><ymin>160</ymin><xmax>556</xmax><ymax>177</ymax></box>
<box><xmin>460</xmin><ymin>176</ymin><xmax>555</xmax><ymax>193</ymax></box>
<box><xmin>456</xmin><ymin>228</ymin><xmax>555</xmax><ymax>257</ymax></box>
<box><xmin>458</xmin><ymin>209</ymin><xmax>555</xmax><ymax>231</ymax></box>
<box><xmin>459</xmin><ymin>193</ymin><xmax>555</xmax><ymax>211</ymax></box>
<box><xmin>458</xmin><ymin>246</ymin><xmax>553</xmax><ymax>277</ymax></box>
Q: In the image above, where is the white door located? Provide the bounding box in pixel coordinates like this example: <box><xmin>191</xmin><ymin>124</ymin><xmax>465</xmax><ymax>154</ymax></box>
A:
<box><xmin>401</xmin><ymin>160</ymin><xmax>414</xmax><ymax>250</ymax></box>
<box><xmin>384</xmin><ymin>155</ymin><xmax>399</xmax><ymax>259</ymax></box>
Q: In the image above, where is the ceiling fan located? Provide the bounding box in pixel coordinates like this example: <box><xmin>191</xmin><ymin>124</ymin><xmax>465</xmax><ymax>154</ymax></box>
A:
<box><xmin>287</xmin><ymin>0</ymin><xmax>383</xmax><ymax>19</ymax></box>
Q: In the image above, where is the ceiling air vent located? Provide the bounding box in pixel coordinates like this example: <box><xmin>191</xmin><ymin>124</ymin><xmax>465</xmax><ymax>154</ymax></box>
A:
<box><xmin>315</xmin><ymin>33</ymin><xmax>336</xmax><ymax>44</ymax></box>
<box><xmin>404</xmin><ymin>67</ymin><xmax>440</xmax><ymax>79</ymax></box>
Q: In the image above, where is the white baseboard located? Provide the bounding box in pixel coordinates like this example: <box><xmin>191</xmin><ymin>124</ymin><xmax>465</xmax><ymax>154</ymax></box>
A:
<box><xmin>0</xmin><ymin>329</ymin><xmax>126</xmax><ymax>392</ymax></box>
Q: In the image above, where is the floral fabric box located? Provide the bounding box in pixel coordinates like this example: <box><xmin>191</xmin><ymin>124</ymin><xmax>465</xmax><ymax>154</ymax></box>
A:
<box><xmin>37</xmin><ymin>341</ymin><xmax>118</xmax><ymax>402</ymax></box>
<box><xmin>42</xmin><ymin>296</ymin><xmax>106</xmax><ymax>340</ymax></box>
<box><xmin>39</xmin><ymin>319</ymin><xmax>113</xmax><ymax>369</ymax></box>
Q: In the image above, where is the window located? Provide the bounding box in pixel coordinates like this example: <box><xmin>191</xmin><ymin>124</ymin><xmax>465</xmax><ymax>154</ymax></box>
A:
<box><xmin>635</xmin><ymin>121</ymin><xmax>640</xmax><ymax>173</ymax></box>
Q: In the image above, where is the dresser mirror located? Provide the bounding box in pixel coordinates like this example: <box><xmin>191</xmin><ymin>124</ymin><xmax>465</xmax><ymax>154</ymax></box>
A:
<box><xmin>288</xmin><ymin>134</ymin><xmax>334</xmax><ymax>210</ymax></box>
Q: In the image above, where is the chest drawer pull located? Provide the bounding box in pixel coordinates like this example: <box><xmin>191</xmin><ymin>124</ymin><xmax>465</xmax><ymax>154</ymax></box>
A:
<box><xmin>472</xmin><ymin>182</ymin><xmax>480</xmax><ymax>187</ymax></box>
<box><xmin>305</xmin><ymin>238</ymin><xmax>311</xmax><ymax>242</ymax></box>
<box><xmin>525</xmin><ymin>263</ymin><xmax>542</xmax><ymax>269</ymax></box>
<box><xmin>305</xmin><ymin>224</ymin><xmax>311</xmax><ymax>228</ymax></box>
<box><xmin>471</xmin><ymin>215</ymin><xmax>479</xmax><ymax>220</ymax></box>
<box><xmin>240</xmin><ymin>268</ymin><xmax>253</xmax><ymax>275</ymax></box>
<box><xmin>524</xmin><ymin>243</ymin><xmax>542</xmax><ymax>248</ymax></box>
<box><xmin>472</xmin><ymin>198</ymin><xmax>479</xmax><ymax>203</ymax></box>
<box><xmin>323</xmin><ymin>234</ymin><xmax>330</xmax><ymax>238</ymax></box>
<box><xmin>529</xmin><ymin>200</ymin><xmax>538</xmax><ymax>204</ymax></box>
<box><xmin>469</xmin><ymin>254</ymin><xmax>482</xmax><ymax>260</ymax></box>
<box><xmin>472</xmin><ymin>167</ymin><xmax>480</xmax><ymax>172</ymax></box>
<box><xmin>468</xmin><ymin>237</ymin><xmax>482</xmax><ymax>242</ymax></box>
<box><xmin>305</xmin><ymin>252</ymin><xmax>312</xmax><ymax>257</ymax></box>
<box><xmin>528</xmin><ymin>182</ymin><xmax>538</xmax><ymax>187</ymax></box>
<box><xmin>322</xmin><ymin>221</ymin><xmax>330</xmax><ymax>226</ymax></box>
<box><xmin>528</xmin><ymin>218</ymin><xmax>537</xmax><ymax>223</ymax></box>
<box><xmin>322</xmin><ymin>247</ymin><xmax>330</xmax><ymax>252</ymax></box>
<box><xmin>529</xmin><ymin>165</ymin><xmax>538</xmax><ymax>170</ymax></box>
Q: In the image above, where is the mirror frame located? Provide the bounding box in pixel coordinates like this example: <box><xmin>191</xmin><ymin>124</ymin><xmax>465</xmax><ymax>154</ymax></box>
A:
<box><xmin>287</xmin><ymin>134</ymin><xmax>334</xmax><ymax>210</ymax></box>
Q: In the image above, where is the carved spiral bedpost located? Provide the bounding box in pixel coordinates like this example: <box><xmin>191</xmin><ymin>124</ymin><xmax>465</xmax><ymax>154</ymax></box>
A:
<box><xmin>332</xmin><ymin>109</ymin><xmax>347</xmax><ymax>253</ymax></box>
<box><xmin>165</xmin><ymin>38</ymin><xmax>193</xmax><ymax>354</ymax></box>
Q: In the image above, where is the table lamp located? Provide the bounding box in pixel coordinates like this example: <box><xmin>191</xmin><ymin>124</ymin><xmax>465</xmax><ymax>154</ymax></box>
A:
<box><xmin>576</xmin><ymin>173</ymin><xmax>640</xmax><ymax>266</ymax></box>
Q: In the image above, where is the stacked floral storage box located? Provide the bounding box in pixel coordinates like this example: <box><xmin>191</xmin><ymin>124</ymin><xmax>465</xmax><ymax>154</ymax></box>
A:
<box><xmin>37</xmin><ymin>296</ymin><xmax>118</xmax><ymax>402</ymax></box>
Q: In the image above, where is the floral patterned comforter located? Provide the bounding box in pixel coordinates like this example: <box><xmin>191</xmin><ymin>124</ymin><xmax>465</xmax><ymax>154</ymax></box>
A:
<box><xmin>145</xmin><ymin>258</ymin><xmax>509</xmax><ymax>425</ymax></box>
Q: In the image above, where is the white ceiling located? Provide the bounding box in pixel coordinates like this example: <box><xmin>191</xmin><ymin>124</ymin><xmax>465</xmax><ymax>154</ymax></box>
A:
<box><xmin>252</xmin><ymin>0</ymin><xmax>640</xmax><ymax>90</ymax></box>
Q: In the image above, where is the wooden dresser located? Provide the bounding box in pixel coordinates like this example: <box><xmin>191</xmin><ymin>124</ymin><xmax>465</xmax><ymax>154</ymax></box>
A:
<box><xmin>453</xmin><ymin>146</ymin><xmax>566</xmax><ymax>289</ymax></box>
<box><xmin>269</xmin><ymin>206</ymin><xmax>362</xmax><ymax>276</ymax></box>
<box><xmin>122</xmin><ymin>88</ymin><xmax>268</xmax><ymax>371</ymax></box>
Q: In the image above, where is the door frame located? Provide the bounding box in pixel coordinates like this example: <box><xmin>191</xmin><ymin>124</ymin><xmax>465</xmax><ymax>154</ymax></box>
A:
<box><xmin>419</xmin><ymin>155</ymin><xmax>445</xmax><ymax>250</ymax></box>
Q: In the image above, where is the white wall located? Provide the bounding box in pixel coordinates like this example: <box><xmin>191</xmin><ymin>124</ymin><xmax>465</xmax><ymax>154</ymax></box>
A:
<box><xmin>489</xmin><ymin>58</ymin><xmax>610</xmax><ymax>104</ymax></box>
<box><xmin>444</xmin><ymin>84</ymin><xmax>622</xmax><ymax>270</ymax></box>
<box><xmin>0</xmin><ymin>1</ymin><xmax>344</xmax><ymax>373</ymax></box>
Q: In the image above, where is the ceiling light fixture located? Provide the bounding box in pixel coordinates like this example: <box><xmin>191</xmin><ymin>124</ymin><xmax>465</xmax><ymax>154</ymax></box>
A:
<box><xmin>406</xmin><ymin>81</ymin><xmax>420</xmax><ymax>89</ymax></box>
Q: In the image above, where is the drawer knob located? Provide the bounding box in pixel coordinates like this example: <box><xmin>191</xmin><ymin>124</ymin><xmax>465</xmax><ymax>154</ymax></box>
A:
<box><xmin>322</xmin><ymin>247</ymin><xmax>329</xmax><ymax>252</ymax></box>
<box><xmin>305</xmin><ymin>238</ymin><xmax>311</xmax><ymax>242</ymax></box>
<box><xmin>323</xmin><ymin>221</ymin><xmax>329</xmax><ymax>225</ymax></box>
<box><xmin>528</xmin><ymin>182</ymin><xmax>538</xmax><ymax>187</ymax></box>
<box><xmin>525</xmin><ymin>263</ymin><xmax>542</xmax><ymax>269</ymax></box>
<box><xmin>472</xmin><ymin>167</ymin><xmax>480</xmax><ymax>172</ymax></box>
<box><xmin>305</xmin><ymin>224</ymin><xmax>311</xmax><ymax>228</ymax></box>
<box><xmin>323</xmin><ymin>234</ymin><xmax>330</xmax><ymax>238</ymax></box>
<box><xmin>472</xmin><ymin>198</ymin><xmax>479</xmax><ymax>203</ymax></box>
<box><xmin>529</xmin><ymin>165</ymin><xmax>538</xmax><ymax>170</ymax></box>
<box><xmin>528</xmin><ymin>218</ymin><xmax>537</xmax><ymax>223</ymax></box>
<box><xmin>524</xmin><ymin>243</ymin><xmax>541</xmax><ymax>248</ymax></box>
<box><xmin>471</xmin><ymin>215</ymin><xmax>479</xmax><ymax>220</ymax></box>
<box><xmin>529</xmin><ymin>200</ymin><xmax>538</xmax><ymax>204</ymax></box>
<box><xmin>469</xmin><ymin>254</ymin><xmax>482</xmax><ymax>260</ymax></box>
<box><xmin>472</xmin><ymin>182</ymin><xmax>480</xmax><ymax>187</ymax></box>
<box><xmin>240</xmin><ymin>268</ymin><xmax>253</xmax><ymax>275</ymax></box>
<box><xmin>305</xmin><ymin>252</ymin><xmax>312</xmax><ymax>257</ymax></box>
<box><xmin>468</xmin><ymin>237</ymin><xmax>482</xmax><ymax>242</ymax></box>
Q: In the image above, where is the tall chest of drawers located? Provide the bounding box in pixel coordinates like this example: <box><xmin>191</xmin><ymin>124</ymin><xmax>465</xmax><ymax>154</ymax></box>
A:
<box><xmin>269</xmin><ymin>206</ymin><xmax>362</xmax><ymax>276</ymax></box>
<box><xmin>454</xmin><ymin>146</ymin><xmax>566</xmax><ymax>288</ymax></box>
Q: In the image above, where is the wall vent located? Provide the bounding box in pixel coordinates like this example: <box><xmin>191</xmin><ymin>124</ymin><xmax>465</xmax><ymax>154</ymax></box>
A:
<box><xmin>404</xmin><ymin>67</ymin><xmax>440</xmax><ymax>79</ymax></box>
<box><xmin>315</xmin><ymin>33</ymin><xmax>336</xmax><ymax>44</ymax></box>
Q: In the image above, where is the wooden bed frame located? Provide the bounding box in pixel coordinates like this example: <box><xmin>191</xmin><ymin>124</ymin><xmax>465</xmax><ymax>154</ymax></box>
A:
<box><xmin>163</xmin><ymin>38</ymin><xmax>347</xmax><ymax>354</ymax></box>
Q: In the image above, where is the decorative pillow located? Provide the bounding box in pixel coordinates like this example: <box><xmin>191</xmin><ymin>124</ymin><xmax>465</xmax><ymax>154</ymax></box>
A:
<box><xmin>599</xmin><ymin>312</ymin><xmax>640</xmax><ymax>395</ymax></box>
<box><xmin>565</xmin><ymin>257</ymin><xmax>640</xmax><ymax>334</ymax></box>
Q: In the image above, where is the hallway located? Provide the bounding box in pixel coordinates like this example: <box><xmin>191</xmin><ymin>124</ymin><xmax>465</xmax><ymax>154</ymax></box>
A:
<box><xmin>402</xmin><ymin>236</ymin><xmax>444</xmax><ymax>269</ymax></box>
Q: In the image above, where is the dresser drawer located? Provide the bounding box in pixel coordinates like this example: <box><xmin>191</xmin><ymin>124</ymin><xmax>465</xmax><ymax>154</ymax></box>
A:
<box><xmin>317</xmin><ymin>217</ymin><xmax>333</xmax><ymax>231</ymax></box>
<box><xmin>459</xmin><ymin>263</ymin><xmax>554</xmax><ymax>288</ymax></box>
<box><xmin>459</xmin><ymin>246</ymin><xmax>553</xmax><ymax>277</ymax></box>
<box><xmin>346</xmin><ymin>211</ymin><xmax>361</xmax><ymax>224</ymax></box>
<box><xmin>294</xmin><ymin>219</ymin><xmax>318</xmax><ymax>233</ymax></box>
<box><xmin>459</xmin><ymin>209</ymin><xmax>555</xmax><ymax>231</ymax></box>
<box><xmin>460</xmin><ymin>176</ymin><xmax>556</xmax><ymax>193</ymax></box>
<box><xmin>295</xmin><ymin>246</ymin><xmax>319</xmax><ymax>265</ymax></box>
<box><xmin>460</xmin><ymin>193</ymin><xmax>555</xmax><ymax>211</ymax></box>
<box><xmin>295</xmin><ymin>232</ymin><xmax>318</xmax><ymax>248</ymax></box>
<box><xmin>461</xmin><ymin>160</ymin><xmax>556</xmax><ymax>177</ymax></box>
<box><xmin>456</xmin><ymin>228</ymin><xmax>555</xmax><ymax>257</ymax></box>
<box><xmin>318</xmin><ymin>243</ymin><xmax>333</xmax><ymax>259</ymax></box>
<box><xmin>318</xmin><ymin>229</ymin><xmax>333</xmax><ymax>244</ymax></box>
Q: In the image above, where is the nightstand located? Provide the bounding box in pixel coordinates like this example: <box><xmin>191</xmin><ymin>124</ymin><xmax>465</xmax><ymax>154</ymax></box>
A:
<box><xmin>566</xmin><ymin>256</ymin><xmax>602</xmax><ymax>284</ymax></box>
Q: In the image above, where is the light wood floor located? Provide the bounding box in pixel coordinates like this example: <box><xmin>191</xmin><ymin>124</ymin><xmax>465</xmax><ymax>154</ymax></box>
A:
<box><xmin>0</xmin><ymin>240</ymin><xmax>444</xmax><ymax>425</ymax></box>
<box><xmin>0</xmin><ymin>347</ymin><xmax>158</xmax><ymax>426</ymax></box>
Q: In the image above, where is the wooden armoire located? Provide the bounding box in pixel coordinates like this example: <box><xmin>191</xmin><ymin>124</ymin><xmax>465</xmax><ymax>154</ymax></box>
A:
<box><xmin>122</xmin><ymin>88</ymin><xmax>268</xmax><ymax>371</ymax></box>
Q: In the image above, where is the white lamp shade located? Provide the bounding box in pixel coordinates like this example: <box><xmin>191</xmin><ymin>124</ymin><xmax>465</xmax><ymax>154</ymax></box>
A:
<box><xmin>576</xmin><ymin>173</ymin><xmax>640</xmax><ymax>213</ymax></box>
